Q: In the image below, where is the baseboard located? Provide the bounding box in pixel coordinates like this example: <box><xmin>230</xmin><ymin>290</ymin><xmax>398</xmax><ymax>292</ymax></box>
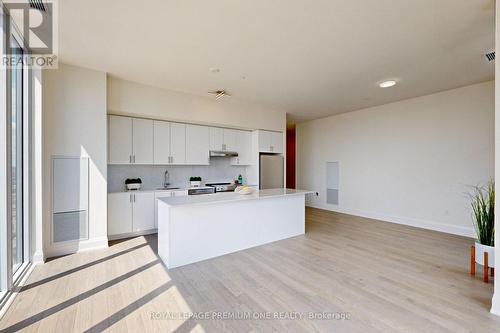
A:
<box><xmin>0</xmin><ymin>262</ymin><xmax>35</xmax><ymax>320</ymax></box>
<box><xmin>45</xmin><ymin>236</ymin><xmax>109</xmax><ymax>259</ymax></box>
<box><xmin>108</xmin><ymin>229</ymin><xmax>157</xmax><ymax>241</ymax></box>
<box><xmin>306</xmin><ymin>204</ymin><xmax>475</xmax><ymax>238</ymax></box>
<box><xmin>32</xmin><ymin>250</ymin><xmax>45</xmax><ymax>264</ymax></box>
<box><xmin>492</xmin><ymin>293</ymin><xmax>500</xmax><ymax>316</ymax></box>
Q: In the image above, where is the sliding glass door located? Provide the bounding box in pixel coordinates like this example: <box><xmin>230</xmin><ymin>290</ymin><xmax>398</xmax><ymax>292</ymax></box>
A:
<box><xmin>10</xmin><ymin>37</ymin><xmax>24</xmax><ymax>273</ymax></box>
<box><xmin>0</xmin><ymin>4</ymin><xmax>32</xmax><ymax>304</ymax></box>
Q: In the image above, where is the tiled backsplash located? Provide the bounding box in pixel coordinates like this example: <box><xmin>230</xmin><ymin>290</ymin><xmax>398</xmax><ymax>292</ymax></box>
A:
<box><xmin>108</xmin><ymin>158</ymin><xmax>248</xmax><ymax>192</ymax></box>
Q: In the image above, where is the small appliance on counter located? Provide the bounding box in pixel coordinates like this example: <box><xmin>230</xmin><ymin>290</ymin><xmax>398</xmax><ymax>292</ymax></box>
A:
<box><xmin>206</xmin><ymin>182</ymin><xmax>236</xmax><ymax>193</ymax></box>
<box><xmin>125</xmin><ymin>178</ymin><xmax>142</xmax><ymax>191</ymax></box>
<box><xmin>188</xmin><ymin>187</ymin><xmax>215</xmax><ymax>195</ymax></box>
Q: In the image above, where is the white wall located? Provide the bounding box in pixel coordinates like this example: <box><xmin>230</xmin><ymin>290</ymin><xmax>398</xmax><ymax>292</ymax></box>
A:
<box><xmin>492</xmin><ymin>0</ymin><xmax>500</xmax><ymax>317</ymax></box>
<box><xmin>107</xmin><ymin>76</ymin><xmax>286</xmax><ymax>132</ymax></box>
<box><xmin>43</xmin><ymin>63</ymin><xmax>108</xmax><ymax>257</ymax></box>
<box><xmin>297</xmin><ymin>81</ymin><xmax>494</xmax><ymax>237</ymax></box>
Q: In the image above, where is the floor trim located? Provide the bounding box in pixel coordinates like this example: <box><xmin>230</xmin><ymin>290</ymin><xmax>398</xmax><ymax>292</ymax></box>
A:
<box><xmin>44</xmin><ymin>236</ymin><xmax>109</xmax><ymax>259</ymax></box>
<box><xmin>306</xmin><ymin>204</ymin><xmax>475</xmax><ymax>237</ymax></box>
<box><xmin>0</xmin><ymin>262</ymin><xmax>35</xmax><ymax>320</ymax></box>
<box><xmin>492</xmin><ymin>293</ymin><xmax>500</xmax><ymax>316</ymax></box>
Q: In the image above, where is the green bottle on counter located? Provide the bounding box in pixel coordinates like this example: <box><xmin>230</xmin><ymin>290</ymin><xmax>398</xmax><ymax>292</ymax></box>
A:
<box><xmin>238</xmin><ymin>174</ymin><xmax>243</xmax><ymax>185</ymax></box>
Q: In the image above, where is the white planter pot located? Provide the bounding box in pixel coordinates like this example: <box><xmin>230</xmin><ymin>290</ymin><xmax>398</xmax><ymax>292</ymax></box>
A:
<box><xmin>190</xmin><ymin>181</ymin><xmax>201</xmax><ymax>187</ymax></box>
<box><xmin>475</xmin><ymin>241</ymin><xmax>495</xmax><ymax>268</ymax></box>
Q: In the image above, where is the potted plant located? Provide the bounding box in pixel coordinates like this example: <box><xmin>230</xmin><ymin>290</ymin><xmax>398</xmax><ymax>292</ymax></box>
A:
<box><xmin>190</xmin><ymin>176</ymin><xmax>202</xmax><ymax>187</ymax></box>
<box><xmin>471</xmin><ymin>180</ymin><xmax>495</xmax><ymax>268</ymax></box>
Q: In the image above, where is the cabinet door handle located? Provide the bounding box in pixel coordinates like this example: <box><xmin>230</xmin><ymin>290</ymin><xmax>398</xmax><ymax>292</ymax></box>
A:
<box><xmin>130</xmin><ymin>194</ymin><xmax>133</xmax><ymax>203</ymax></box>
<box><xmin>222</xmin><ymin>144</ymin><xmax>226</xmax><ymax>151</ymax></box>
<box><xmin>129</xmin><ymin>155</ymin><xmax>132</xmax><ymax>163</ymax></box>
<box><xmin>133</xmin><ymin>194</ymin><xmax>136</xmax><ymax>202</ymax></box>
<box><xmin>171</xmin><ymin>156</ymin><xmax>174</xmax><ymax>164</ymax></box>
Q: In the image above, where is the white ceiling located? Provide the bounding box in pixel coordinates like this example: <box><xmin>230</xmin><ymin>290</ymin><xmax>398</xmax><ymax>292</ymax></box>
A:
<box><xmin>58</xmin><ymin>0</ymin><xmax>495</xmax><ymax>123</ymax></box>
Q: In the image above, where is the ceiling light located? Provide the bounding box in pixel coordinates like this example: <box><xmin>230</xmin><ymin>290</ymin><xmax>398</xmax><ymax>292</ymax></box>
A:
<box><xmin>379</xmin><ymin>80</ymin><xmax>397</xmax><ymax>88</ymax></box>
<box><xmin>209</xmin><ymin>68</ymin><xmax>220</xmax><ymax>73</ymax></box>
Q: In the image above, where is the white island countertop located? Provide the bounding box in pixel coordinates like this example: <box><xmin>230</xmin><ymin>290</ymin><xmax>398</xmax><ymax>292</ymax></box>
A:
<box><xmin>158</xmin><ymin>188</ymin><xmax>313</xmax><ymax>207</ymax></box>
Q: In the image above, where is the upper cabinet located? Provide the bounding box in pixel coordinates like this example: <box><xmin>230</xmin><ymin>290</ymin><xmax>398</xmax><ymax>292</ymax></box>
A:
<box><xmin>231</xmin><ymin>130</ymin><xmax>253</xmax><ymax>165</ymax></box>
<box><xmin>109</xmin><ymin>115</ymin><xmax>132</xmax><ymax>164</ymax></box>
<box><xmin>186</xmin><ymin>124</ymin><xmax>210</xmax><ymax>165</ymax></box>
<box><xmin>109</xmin><ymin>115</ymin><xmax>272</xmax><ymax>165</ymax></box>
<box><xmin>108</xmin><ymin>115</ymin><xmax>153</xmax><ymax>164</ymax></box>
<box><xmin>153</xmin><ymin>121</ymin><xmax>171</xmax><ymax>164</ymax></box>
<box><xmin>258</xmin><ymin>130</ymin><xmax>283</xmax><ymax>153</ymax></box>
<box><xmin>209</xmin><ymin>127</ymin><xmax>238</xmax><ymax>152</ymax></box>
<box><xmin>223</xmin><ymin>129</ymin><xmax>238</xmax><ymax>152</ymax></box>
<box><xmin>132</xmin><ymin>118</ymin><xmax>154</xmax><ymax>164</ymax></box>
<box><xmin>170</xmin><ymin>122</ymin><xmax>187</xmax><ymax>164</ymax></box>
<box><xmin>209</xmin><ymin>127</ymin><xmax>224</xmax><ymax>151</ymax></box>
<box><xmin>154</xmin><ymin>121</ymin><xmax>186</xmax><ymax>165</ymax></box>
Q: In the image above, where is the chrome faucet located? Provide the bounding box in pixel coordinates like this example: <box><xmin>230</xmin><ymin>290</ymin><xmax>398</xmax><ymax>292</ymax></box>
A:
<box><xmin>163</xmin><ymin>169</ymin><xmax>170</xmax><ymax>187</ymax></box>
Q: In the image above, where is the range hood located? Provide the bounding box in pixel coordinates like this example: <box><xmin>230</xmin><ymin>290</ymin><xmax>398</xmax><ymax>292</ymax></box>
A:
<box><xmin>210</xmin><ymin>150</ymin><xmax>238</xmax><ymax>157</ymax></box>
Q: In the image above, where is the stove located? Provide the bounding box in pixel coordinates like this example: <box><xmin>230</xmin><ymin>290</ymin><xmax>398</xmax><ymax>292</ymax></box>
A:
<box><xmin>206</xmin><ymin>182</ymin><xmax>237</xmax><ymax>193</ymax></box>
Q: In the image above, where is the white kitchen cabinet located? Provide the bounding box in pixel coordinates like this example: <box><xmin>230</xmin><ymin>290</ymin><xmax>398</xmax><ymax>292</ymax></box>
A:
<box><xmin>258</xmin><ymin>130</ymin><xmax>283</xmax><ymax>153</ymax></box>
<box><xmin>109</xmin><ymin>116</ymin><xmax>154</xmax><ymax>164</ymax></box>
<box><xmin>186</xmin><ymin>124</ymin><xmax>209</xmax><ymax>165</ymax></box>
<box><xmin>108</xmin><ymin>191</ymin><xmax>154</xmax><ymax>237</ymax></box>
<box><xmin>153</xmin><ymin>120</ymin><xmax>171</xmax><ymax>165</ymax></box>
<box><xmin>270</xmin><ymin>131</ymin><xmax>284</xmax><ymax>154</ymax></box>
<box><xmin>223</xmin><ymin>129</ymin><xmax>238</xmax><ymax>152</ymax></box>
<box><xmin>231</xmin><ymin>130</ymin><xmax>253</xmax><ymax>165</ymax></box>
<box><xmin>209</xmin><ymin>127</ymin><xmax>238</xmax><ymax>152</ymax></box>
<box><xmin>132</xmin><ymin>118</ymin><xmax>154</xmax><ymax>164</ymax></box>
<box><xmin>132</xmin><ymin>192</ymin><xmax>155</xmax><ymax>232</ymax></box>
<box><xmin>209</xmin><ymin>127</ymin><xmax>224</xmax><ymax>151</ymax></box>
<box><xmin>170</xmin><ymin>122</ymin><xmax>186</xmax><ymax>164</ymax></box>
<box><xmin>154</xmin><ymin>121</ymin><xmax>186</xmax><ymax>165</ymax></box>
<box><xmin>108</xmin><ymin>192</ymin><xmax>133</xmax><ymax>235</ymax></box>
<box><xmin>109</xmin><ymin>116</ymin><xmax>133</xmax><ymax>164</ymax></box>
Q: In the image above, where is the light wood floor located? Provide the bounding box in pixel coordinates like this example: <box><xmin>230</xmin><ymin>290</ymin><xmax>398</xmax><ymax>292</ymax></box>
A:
<box><xmin>1</xmin><ymin>208</ymin><xmax>499</xmax><ymax>332</ymax></box>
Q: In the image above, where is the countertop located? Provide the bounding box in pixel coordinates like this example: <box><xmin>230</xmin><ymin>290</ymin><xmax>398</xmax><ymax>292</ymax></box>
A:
<box><xmin>158</xmin><ymin>188</ymin><xmax>314</xmax><ymax>207</ymax></box>
<box><xmin>108</xmin><ymin>184</ymin><xmax>259</xmax><ymax>194</ymax></box>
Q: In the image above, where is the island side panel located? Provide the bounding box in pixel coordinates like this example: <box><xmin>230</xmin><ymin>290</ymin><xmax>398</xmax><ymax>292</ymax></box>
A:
<box><xmin>167</xmin><ymin>194</ymin><xmax>306</xmax><ymax>268</ymax></box>
<box><xmin>157</xmin><ymin>199</ymin><xmax>171</xmax><ymax>267</ymax></box>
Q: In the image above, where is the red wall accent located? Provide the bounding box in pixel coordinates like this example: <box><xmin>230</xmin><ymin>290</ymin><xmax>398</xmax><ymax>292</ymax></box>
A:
<box><xmin>286</xmin><ymin>126</ymin><xmax>296</xmax><ymax>189</ymax></box>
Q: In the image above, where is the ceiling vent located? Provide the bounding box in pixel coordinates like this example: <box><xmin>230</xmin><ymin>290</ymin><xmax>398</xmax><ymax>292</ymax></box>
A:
<box><xmin>485</xmin><ymin>51</ymin><xmax>495</xmax><ymax>62</ymax></box>
<box><xmin>29</xmin><ymin>0</ymin><xmax>46</xmax><ymax>11</ymax></box>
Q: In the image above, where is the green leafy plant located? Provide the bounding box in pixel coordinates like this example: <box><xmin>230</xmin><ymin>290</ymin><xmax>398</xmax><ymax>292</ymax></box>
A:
<box><xmin>190</xmin><ymin>176</ymin><xmax>202</xmax><ymax>182</ymax></box>
<box><xmin>470</xmin><ymin>180</ymin><xmax>495</xmax><ymax>246</ymax></box>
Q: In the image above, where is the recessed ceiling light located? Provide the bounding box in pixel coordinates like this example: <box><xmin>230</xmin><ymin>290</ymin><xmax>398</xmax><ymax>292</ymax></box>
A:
<box><xmin>209</xmin><ymin>68</ymin><xmax>220</xmax><ymax>73</ymax></box>
<box><xmin>379</xmin><ymin>80</ymin><xmax>397</xmax><ymax>88</ymax></box>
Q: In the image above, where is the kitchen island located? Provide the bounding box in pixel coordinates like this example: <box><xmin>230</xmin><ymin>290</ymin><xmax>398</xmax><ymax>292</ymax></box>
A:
<box><xmin>157</xmin><ymin>188</ymin><xmax>313</xmax><ymax>268</ymax></box>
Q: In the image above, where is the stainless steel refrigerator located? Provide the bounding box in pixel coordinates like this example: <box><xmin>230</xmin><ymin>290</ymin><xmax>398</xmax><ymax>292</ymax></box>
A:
<box><xmin>259</xmin><ymin>154</ymin><xmax>284</xmax><ymax>189</ymax></box>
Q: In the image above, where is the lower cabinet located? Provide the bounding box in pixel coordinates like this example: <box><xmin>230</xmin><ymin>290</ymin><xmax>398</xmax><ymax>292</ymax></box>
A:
<box><xmin>108</xmin><ymin>192</ymin><xmax>133</xmax><ymax>236</ymax></box>
<box><xmin>108</xmin><ymin>191</ymin><xmax>155</xmax><ymax>238</ymax></box>
<box><xmin>132</xmin><ymin>192</ymin><xmax>155</xmax><ymax>232</ymax></box>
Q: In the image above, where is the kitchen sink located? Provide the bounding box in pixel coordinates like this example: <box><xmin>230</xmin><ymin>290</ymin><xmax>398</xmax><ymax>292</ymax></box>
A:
<box><xmin>156</xmin><ymin>187</ymin><xmax>180</xmax><ymax>190</ymax></box>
